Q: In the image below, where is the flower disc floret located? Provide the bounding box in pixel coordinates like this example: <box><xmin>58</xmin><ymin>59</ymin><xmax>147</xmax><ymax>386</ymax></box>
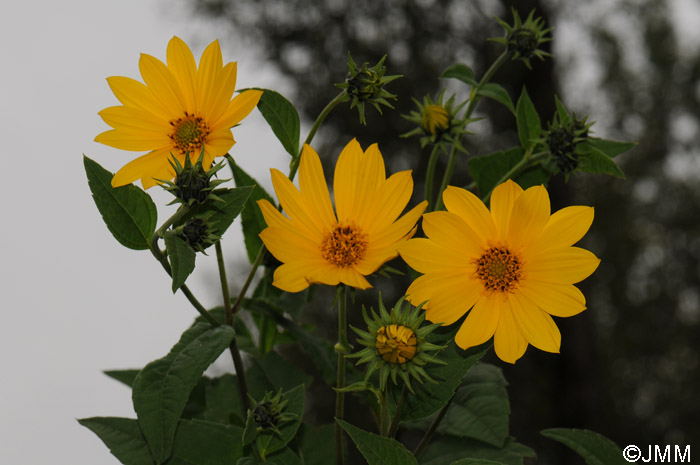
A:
<box><xmin>320</xmin><ymin>223</ymin><xmax>368</xmax><ymax>267</ymax></box>
<box><xmin>474</xmin><ymin>246</ymin><xmax>523</xmax><ymax>294</ymax></box>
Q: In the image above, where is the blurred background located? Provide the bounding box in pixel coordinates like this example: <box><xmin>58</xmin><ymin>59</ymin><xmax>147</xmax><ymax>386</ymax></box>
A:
<box><xmin>2</xmin><ymin>0</ymin><xmax>698</xmax><ymax>463</ymax></box>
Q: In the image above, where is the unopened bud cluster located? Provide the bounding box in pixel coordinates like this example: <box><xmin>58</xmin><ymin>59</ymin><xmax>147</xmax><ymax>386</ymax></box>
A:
<box><xmin>159</xmin><ymin>150</ymin><xmax>227</xmax><ymax>205</ymax></box>
<box><xmin>492</xmin><ymin>9</ymin><xmax>552</xmax><ymax>69</ymax></box>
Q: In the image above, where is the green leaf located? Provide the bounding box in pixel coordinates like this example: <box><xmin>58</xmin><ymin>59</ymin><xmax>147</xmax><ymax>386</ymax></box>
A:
<box><xmin>256</xmin><ymin>385</ymin><xmax>305</xmax><ymax>459</ymax></box>
<box><xmin>554</xmin><ymin>95</ymin><xmax>572</xmax><ymax>125</ymax></box>
<box><xmin>84</xmin><ymin>156</ymin><xmax>157</xmax><ymax>250</ymax></box>
<box><xmin>181</xmin><ymin>187</ymin><xmax>254</xmax><ymax>248</ymax></box>
<box><xmin>421</xmin><ymin>436</ymin><xmax>535</xmax><ymax>465</ymax></box>
<box><xmin>576</xmin><ymin>143</ymin><xmax>626</xmax><ymax>178</ymax></box>
<box><xmin>132</xmin><ymin>323</ymin><xmax>236</xmax><ymax>464</ymax></box>
<box><xmin>167</xmin><ymin>419</ymin><xmax>245</xmax><ymax>465</ymax></box>
<box><xmin>230</xmin><ymin>161</ymin><xmax>275</xmax><ymax>263</ymax></box>
<box><xmin>441</xmin><ymin>63</ymin><xmax>477</xmax><ymax>86</ymax></box>
<box><xmin>467</xmin><ymin>147</ymin><xmax>549</xmax><ymax>199</ymax></box>
<box><xmin>515</xmin><ymin>88</ymin><xmax>541</xmax><ymax>149</ymax></box>
<box><xmin>255</xmin><ymin>89</ymin><xmax>301</xmax><ymax>157</ymax></box>
<box><xmin>163</xmin><ymin>232</ymin><xmax>196</xmax><ymax>292</ymax></box>
<box><xmin>78</xmin><ymin>417</ymin><xmax>152</xmax><ymax>465</ymax></box>
<box><xmin>104</xmin><ymin>369</ymin><xmax>141</xmax><ymax>388</ymax></box>
<box><xmin>587</xmin><ymin>137</ymin><xmax>636</xmax><ymax>158</ymax></box>
<box><xmin>478</xmin><ymin>83</ymin><xmax>515</xmax><ymax>114</ymax></box>
<box><xmin>297</xmin><ymin>424</ymin><xmax>335</xmax><ymax>465</ymax></box>
<box><xmin>199</xmin><ymin>374</ymin><xmax>246</xmax><ymax>425</ymax></box>
<box><xmin>405</xmin><ymin>364</ymin><xmax>509</xmax><ymax>448</ymax></box>
<box><xmin>337</xmin><ymin>419</ymin><xmax>418</xmax><ymax>465</ymax></box>
<box><xmin>450</xmin><ymin>460</ymin><xmax>507</xmax><ymax>465</ymax></box>
<box><xmin>541</xmin><ymin>428</ymin><xmax>626</xmax><ymax>465</ymax></box>
<box><xmin>267</xmin><ymin>447</ymin><xmax>303</xmax><ymax>465</ymax></box>
<box><xmin>390</xmin><ymin>342</ymin><xmax>488</xmax><ymax>422</ymax></box>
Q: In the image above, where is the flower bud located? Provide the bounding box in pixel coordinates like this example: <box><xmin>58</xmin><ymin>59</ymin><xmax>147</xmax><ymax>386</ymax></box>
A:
<box><xmin>492</xmin><ymin>9</ymin><xmax>552</xmax><ymax>69</ymax></box>
<box><xmin>175</xmin><ymin>218</ymin><xmax>219</xmax><ymax>253</ymax></box>
<box><xmin>159</xmin><ymin>149</ymin><xmax>228</xmax><ymax>205</ymax></box>
<box><xmin>402</xmin><ymin>90</ymin><xmax>474</xmax><ymax>152</ymax></box>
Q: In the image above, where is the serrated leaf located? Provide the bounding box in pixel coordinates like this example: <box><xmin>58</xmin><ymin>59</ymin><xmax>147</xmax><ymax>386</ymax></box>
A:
<box><xmin>256</xmin><ymin>385</ymin><xmax>305</xmax><ymax>460</ymax></box>
<box><xmin>164</xmin><ymin>232</ymin><xmax>196</xmax><ymax>292</ymax></box>
<box><xmin>104</xmin><ymin>369</ymin><xmax>141</xmax><ymax>388</ymax></box>
<box><xmin>587</xmin><ymin>137</ymin><xmax>636</xmax><ymax>158</ymax></box>
<box><xmin>541</xmin><ymin>428</ymin><xmax>626</xmax><ymax>465</ymax></box>
<box><xmin>132</xmin><ymin>323</ymin><xmax>236</xmax><ymax>464</ymax></box>
<box><xmin>478</xmin><ymin>83</ymin><xmax>515</xmax><ymax>114</ymax></box>
<box><xmin>230</xmin><ymin>161</ymin><xmax>275</xmax><ymax>263</ymax></box>
<box><xmin>390</xmin><ymin>342</ymin><xmax>488</xmax><ymax>422</ymax></box>
<box><xmin>468</xmin><ymin>147</ymin><xmax>550</xmax><ymax>197</ymax></box>
<box><xmin>254</xmin><ymin>88</ymin><xmax>300</xmax><ymax>157</ymax></box>
<box><xmin>441</xmin><ymin>63</ymin><xmax>477</xmax><ymax>86</ymax></box>
<box><xmin>167</xmin><ymin>419</ymin><xmax>245</xmax><ymax>465</ymax></box>
<box><xmin>337</xmin><ymin>419</ymin><xmax>418</xmax><ymax>465</ymax></box>
<box><xmin>84</xmin><ymin>156</ymin><xmax>157</xmax><ymax>250</ymax></box>
<box><xmin>515</xmin><ymin>88</ymin><xmax>541</xmax><ymax>149</ymax></box>
<box><xmin>576</xmin><ymin>143</ymin><xmax>626</xmax><ymax>178</ymax></box>
<box><xmin>421</xmin><ymin>436</ymin><xmax>535</xmax><ymax>465</ymax></box>
<box><xmin>78</xmin><ymin>417</ymin><xmax>152</xmax><ymax>465</ymax></box>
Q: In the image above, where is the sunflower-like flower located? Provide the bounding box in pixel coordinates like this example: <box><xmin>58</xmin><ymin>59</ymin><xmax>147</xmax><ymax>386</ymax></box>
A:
<box><xmin>398</xmin><ymin>180</ymin><xmax>600</xmax><ymax>364</ymax></box>
<box><xmin>95</xmin><ymin>36</ymin><xmax>262</xmax><ymax>189</ymax></box>
<box><xmin>258</xmin><ymin>139</ymin><xmax>427</xmax><ymax>292</ymax></box>
<box><xmin>348</xmin><ymin>296</ymin><xmax>445</xmax><ymax>392</ymax></box>
<box><xmin>402</xmin><ymin>91</ymin><xmax>473</xmax><ymax>152</ymax></box>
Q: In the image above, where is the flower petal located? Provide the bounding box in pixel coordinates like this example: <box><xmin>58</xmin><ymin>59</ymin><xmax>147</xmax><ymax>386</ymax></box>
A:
<box><xmin>493</xmin><ymin>301</ymin><xmax>528</xmax><ymax>364</ymax></box>
<box><xmin>526</xmin><ymin>246</ymin><xmax>600</xmax><ymax>284</ymax></box>
<box><xmin>298</xmin><ymin>145</ymin><xmax>336</xmax><ymax>232</ymax></box>
<box><xmin>455</xmin><ymin>296</ymin><xmax>500</xmax><ymax>349</ymax></box>
<box><xmin>370</xmin><ymin>201</ymin><xmax>427</xmax><ymax>249</ymax></box>
<box><xmin>532</xmin><ymin>206</ymin><xmax>595</xmax><ymax>252</ymax></box>
<box><xmin>519</xmin><ymin>280</ymin><xmax>586</xmax><ymax>317</ymax></box>
<box><xmin>195</xmin><ymin>40</ymin><xmax>224</xmax><ymax>115</ymax></box>
<box><xmin>272</xmin><ymin>261</ymin><xmax>324</xmax><ymax>292</ymax></box>
<box><xmin>95</xmin><ymin>130</ymin><xmax>169</xmax><ymax>151</ymax></box>
<box><xmin>166</xmin><ymin>36</ymin><xmax>197</xmax><ymax>111</ymax></box>
<box><xmin>207</xmin><ymin>62</ymin><xmax>238</xmax><ymax>124</ymax></box>
<box><xmin>507</xmin><ymin>184</ymin><xmax>550</xmax><ymax>249</ymax></box>
<box><xmin>139</xmin><ymin>53</ymin><xmax>185</xmax><ymax>118</ymax></box>
<box><xmin>260</xmin><ymin>226</ymin><xmax>321</xmax><ymax>263</ymax></box>
<box><xmin>270</xmin><ymin>168</ymin><xmax>323</xmax><ymax>241</ymax></box>
<box><xmin>405</xmin><ymin>272</ymin><xmax>481</xmax><ymax>325</ymax></box>
<box><xmin>213</xmin><ymin>89</ymin><xmax>263</xmax><ymax>130</ymax></box>
<box><xmin>111</xmin><ymin>148</ymin><xmax>169</xmax><ymax>188</ymax></box>
<box><xmin>334</xmin><ymin>140</ymin><xmax>385</xmax><ymax>223</ymax></box>
<box><xmin>422</xmin><ymin>211</ymin><xmax>482</xmax><ymax>258</ymax></box>
<box><xmin>98</xmin><ymin>105</ymin><xmax>171</xmax><ymax>135</ymax></box>
<box><xmin>490</xmin><ymin>179</ymin><xmax>523</xmax><ymax>242</ymax></box>
<box><xmin>362</xmin><ymin>170</ymin><xmax>413</xmax><ymax>235</ymax></box>
<box><xmin>106</xmin><ymin>76</ymin><xmax>171</xmax><ymax>121</ymax></box>
<box><xmin>510</xmin><ymin>292</ymin><xmax>561</xmax><ymax>353</ymax></box>
<box><xmin>442</xmin><ymin>186</ymin><xmax>496</xmax><ymax>246</ymax></box>
<box><xmin>399</xmin><ymin>238</ymin><xmax>472</xmax><ymax>274</ymax></box>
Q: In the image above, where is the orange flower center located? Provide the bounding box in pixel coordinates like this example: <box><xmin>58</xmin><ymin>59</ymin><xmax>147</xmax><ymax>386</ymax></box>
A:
<box><xmin>376</xmin><ymin>324</ymin><xmax>417</xmax><ymax>364</ymax></box>
<box><xmin>474</xmin><ymin>246</ymin><xmax>523</xmax><ymax>294</ymax></box>
<box><xmin>169</xmin><ymin>112</ymin><xmax>211</xmax><ymax>155</ymax></box>
<box><xmin>320</xmin><ymin>223</ymin><xmax>368</xmax><ymax>267</ymax></box>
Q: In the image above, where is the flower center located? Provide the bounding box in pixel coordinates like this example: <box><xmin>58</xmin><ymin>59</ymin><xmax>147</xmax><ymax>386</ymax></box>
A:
<box><xmin>376</xmin><ymin>324</ymin><xmax>417</xmax><ymax>364</ymax></box>
<box><xmin>422</xmin><ymin>104</ymin><xmax>449</xmax><ymax>135</ymax></box>
<box><xmin>320</xmin><ymin>223</ymin><xmax>368</xmax><ymax>267</ymax></box>
<box><xmin>474</xmin><ymin>246</ymin><xmax>523</xmax><ymax>294</ymax></box>
<box><xmin>169</xmin><ymin>112</ymin><xmax>211</xmax><ymax>155</ymax></box>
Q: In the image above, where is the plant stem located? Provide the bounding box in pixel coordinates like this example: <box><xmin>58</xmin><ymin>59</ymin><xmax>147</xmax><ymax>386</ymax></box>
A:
<box><xmin>379</xmin><ymin>391</ymin><xmax>390</xmax><ymax>436</ymax></box>
<box><xmin>334</xmin><ymin>285</ymin><xmax>350</xmax><ymax>465</ymax></box>
<box><xmin>433</xmin><ymin>145</ymin><xmax>457</xmax><ymax>211</ymax></box>
<box><xmin>413</xmin><ymin>392</ymin><xmax>456</xmax><ymax>459</ymax></box>
<box><xmin>424</xmin><ymin>144</ymin><xmax>442</xmax><ymax>212</ymax></box>
<box><xmin>148</xmin><ymin>205</ymin><xmax>220</xmax><ymax>326</ymax></box>
<box><xmin>229</xmin><ymin>245</ymin><xmax>266</xmax><ymax>318</ymax></box>
<box><xmin>215</xmin><ymin>241</ymin><xmax>232</xmax><ymax>326</ymax></box>
<box><xmin>464</xmin><ymin>51</ymin><xmax>510</xmax><ymax>119</ymax></box>
<box><xmin>388</xmin><ymin>384</ymin><xmax>408</xmax><ymax>438</ymax></box>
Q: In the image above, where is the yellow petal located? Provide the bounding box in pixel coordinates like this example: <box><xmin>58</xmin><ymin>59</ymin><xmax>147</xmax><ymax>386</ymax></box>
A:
<box><xmin>95</xmin><ymin>129</ymin><xmax>169</xmax><ymax>151</ymax></box>
<box><xmin>334</xmin><ymin>139</ymin><xmax>385</xmax><ymax>223</ymax></box>
<box><xmin>272</xmin><ymin>261</ymin><xmax>320</xmax><ymax>292</ymax></box>
<box><xmin>139</xmin><ymin>53</ymin><xmax>185</xmax><ymax>118</ymax></box>
<box><xmin>260</xmin><ymin>226</ymin><xmax>321</xmax><ymax>263</ymax></box>
<box><xmin>507</xmin><ymin>184</ymin><xmax>550</xmax><ymax>249</ymax></box>
<box><xmin>270</xmin><ymin>168</ymin><xmax>323</xmax><ymax>240</ymax></box>
<box><xmin>493</xmin><ymin>301</ymin><xmax>528</xmax><ymax>363</ymax></box>
<box><xmin>370</xmin><ymin>201</ymin><xmax>427</xmax><ymax>249</ymax></box>
<box><xmin>442</xmin><ymin>186</ymin><xmax>496</xmax><ymax>246</ymax></box>
<box><xmin>98</xmin><ymin>106</ymin><xmax>170</xmax><ymax>135</ymax></box>
<box><xmin>531</xmin><ymin>206</ymin><xmax>594</xmax><ymax>252</ymax></box>
<box><xmin>205</xmin><ymin>129</ymin><xmax>235</xmax><ymax>160</ymax></box>
<box><xmin>207</xmin><ymin>62</ymin><xmax>238</xmax><ymax>124</ymax></box>
<box><xmin>422</xmin><ymin>211</ymin><xmax>483</xmax><ymax>258</ymax></box>
<box><xmin>196</xmin><ymin>39</ymin><xmax>224</xmax><ymax>115</ymax></box>
<box><xmin>298</xmin><ymin>145</ymin><xmax>337</xmax><ymax>232</ymax></box>
<box><xmin>111</xmin><ymin>148</ymin><xmax>169</xmax><ymax>188</ymax></box>
<box><xmin>361</xmin><ymin>170</ymin><xmax>413</xmax><ymax>236</ymax></box>
<box><xmin>399</xmin><ymin>238</ymin><xmax>472</xmax><ymax>274</ymax></box>
<box><xmin>106</xmin><ymin>76</ymin><xmax>171</xmax><ymax>121</ymax></box>
<box><xmin>258</xmin><ymin>199</ymin><xmax>287</xmax><ymax>229</ymax></box>
<box><xmin>454</xmin><ymin>295</ymin><xmax>500</xmax><ymax>349</ymax></box>
<box><xmin>490</xmin><ymin>179</ymin><xmax>523</xmax><ymax>242</ymax></box>
<box><xmin>510</xmin><ymin>292</ymin><xmax>561</xmax><ymax>353</ymax></box>
<box><xmin>519</xmin><ymin>280</ymin><xmax>586</xmax><ymax>317</ymax></box>
<box><xmin>213</xmin><ymin>89</ymin><xmax>263</xmax><ymax>130</ymax></box>
<box><xmin>166</xmin><ymin>36</ymin><xmax>197</xmax><ymax>111</ymax></box>
<box><xmin>526</xmin><ymin>246</ymin><xmax>600</xmax><ymax>284</ymax></box>
<box><xmin>405</xmin><ymin>272</ymin><xmax>481</xmax><ymax>325</ymax></box>
<box><xmin>337</xmin><ymin>266</ymin><xmax>373</xmax><ymax>289</ymax></box>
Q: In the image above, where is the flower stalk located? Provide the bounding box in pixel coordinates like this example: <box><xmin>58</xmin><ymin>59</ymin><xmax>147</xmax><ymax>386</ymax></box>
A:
<box><xmin>334</xmin><ymin>285</ymin><xmax>350</xmax><ymax>465</ymax></box>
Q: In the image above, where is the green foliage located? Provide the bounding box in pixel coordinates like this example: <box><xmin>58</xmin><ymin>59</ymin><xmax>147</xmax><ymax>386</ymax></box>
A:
<box><xmin>337</xmin><ymin>419</ymin><xmax>418</xmax><ymax>465</ymax></box>
<box><xmin>84</xmin><ymin>156</ymin><xmax>157</xmax><ymax>250</ymax></box>
<box><xmin>253</xmin><ymin>88</ymin><xmax>301</xmax><ymax>157</ymax></box>
<box><xmin>296</xmin><ymin>424</ymin><xmax>335</xmax><ymax>465</ymax></box>
<box><xmin>441</xmin><ymin>63</ymin><xmax>477</xmax><ymax>86</ymax></box>
<box><xmin>587</xmin><ymin>137</ymin><xmax>636</xmax><ymax>158</ymax></box>
<box><xmin>420</xmin><ymin>437</ymin><xmax>535</xmax><ymax>465</ymax></box>
<box><xmin>229</xmin><ymin>160</ymin><xmax>276</xmax><ymax>263</ymax></box>
<box><xmin>468</xmin><ymin>147</ymin><xmax>549</xmax><ymax>197</ymax></box>
<box><xmin>515</xmin><ymin>88</ymin><xmax>541</xmax><ymax>150</ymax></box>
<box><xmin>104</xmin><ymin>369</ymin><xmax>140</xmax><ymax>388</ymax></box>
<box><xmin>541</xmin><ymin>428</ymin><xmax>626</xmax><ymax>465</ymax></box>
<box><xmin>254</xmin><ymin>385</ymin><xmax>305</xmax><ymax>460</ymax></box>
<box><xmin>477</xmin><ymin>83</ymin><xmax>515</xmax><ymax>115</ymax></box>
<box><xmin>78</xmin><ymin>417</ymin><xmax>152</xmax><ymax>465</ymax></box>
<box><xmin>168</xmin><ymin>419</ymin><xmax>245</xmax><ymax>465</ymax></box>
<box><xmin>575</xmin><ymin>143</ymin><xmax>626</xmax><ymax>178</ymax></box>
<box><xmin>449</xmin><ymin>460</ymin><xmax>507</xmax><ymax>465</ymax></box>
<box><xmin>132</xmin><ymin>323</ymin><xmax>235</xmax><ymax>464</ymax></box>
<box><xmin>163</xmin><ymin>232</ymin><xmax>196</xmax><ymax>292</ymax></box>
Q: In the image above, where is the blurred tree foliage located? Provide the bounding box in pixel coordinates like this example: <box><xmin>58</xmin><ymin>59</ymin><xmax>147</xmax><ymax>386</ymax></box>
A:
<box><xmin>186</xmin><ymin>0</ymin><xmax>700</xmax><ymax>462</ymax></box>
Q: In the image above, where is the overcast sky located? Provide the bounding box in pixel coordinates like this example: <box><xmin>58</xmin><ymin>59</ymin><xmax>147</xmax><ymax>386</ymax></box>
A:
<box><xmin>0</xmin><ymin>1</ymin><xmax>289</xmax><ymax>463</ymax></box>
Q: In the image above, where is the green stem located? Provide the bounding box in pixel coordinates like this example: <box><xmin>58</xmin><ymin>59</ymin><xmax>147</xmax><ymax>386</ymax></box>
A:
<box><xmin>424</xmin><ymin>144</ymin><xmax>442</xmax><ymax>212</ymax></box>
<box><xmin>148</xmin><ymin>206</ymin><xmax>220</xmax><ymax>327</ymax></box>
<box><xmin>334</xmin><ymin>285</ymin><xmax>350</xmax><ymax>465</ymax></box>
<box><xmin>481</xmin><ymin>147</ymin><xmax>534</xmax><ymax>203</ymax></box>
<box><xmin>215</xmin><ymin>241</ymin><xmax>232</xmax><ymax>326</ymax></box>
<box><xmin>433</xmin><ymin>145</ymin><xmax>457</xmax><ymax>211</ymax></box>
<box><xmin>388</xmin><ymin>384</ymin><xmax>408</xmax><ymax>438</ymax></box>
<box><xmin>413</xmin><ymin>392</ymin><xmax>456</xmax><ymax>459</ymax></box>
<box><xmin>379</xmin><ymin>391</ymin><xmax>390</xmax><ymax>436</ymax></box>
<box><xmin>229</xmin><ymin>245</ymin><xmax>266</xmax><ymax>318</ymax></box>
<box><xmin>464</xmin><ymin>51</ymin><xmax>510</xmax><ymax>119</ymax></box>
<box><xmin>288</xmin><ymin>91</ymin><xmax>347</xmax><ymax>180</ymax></box>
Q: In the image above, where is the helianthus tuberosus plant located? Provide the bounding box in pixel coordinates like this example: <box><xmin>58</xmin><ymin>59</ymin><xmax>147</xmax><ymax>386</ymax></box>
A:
<box><xmin>81</xmin><ymin>14</ymin><xmax>635</xmax><ymax>465</ymax></box>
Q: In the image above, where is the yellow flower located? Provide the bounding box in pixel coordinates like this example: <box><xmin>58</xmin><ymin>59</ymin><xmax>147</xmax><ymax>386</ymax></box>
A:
<box><xmin>258</xmin><ymin>139</ymin><xmax>427</xmax><ymax>292</ymax></box>
<box><xmin>95</xmin><ymin>36</ymin><xmax>262</xmax><ymax>189</ymax></box>
<box><xmin>421</xmin><ymin>104</ymin><xmax>449</xmax><ymax>135</ymax></box>
<box><xmin>376</xmin><ymin>324</ymin><xmax>418</xmax><ymax>364</ymax></box>
<box><xmin>398</xmin><ymin>180</ymin><xmax>600</xmax><ymax>363</ymax></box>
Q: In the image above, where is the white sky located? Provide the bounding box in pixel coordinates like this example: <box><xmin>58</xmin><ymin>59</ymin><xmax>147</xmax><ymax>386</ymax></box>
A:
<box><xmin>0</xmin><ymin>1</ymin><xmax>289</xmax><ymax>463</ymax></box>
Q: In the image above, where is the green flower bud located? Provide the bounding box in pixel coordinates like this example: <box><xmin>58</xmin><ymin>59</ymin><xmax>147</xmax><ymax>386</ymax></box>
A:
<box><xmin>175</xmin><ymin>218</ymin><xmax>219</xmax><ymax>253</ymax></box>
<box><xmin>158</xmin><ymin>148</ymin><xmax>228</xmax><ymax>205</ymax></box>
<box><xmin>492</xmin><ymin>9</ymin><xmax>552</xmax><ymax>69</ymax></box>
